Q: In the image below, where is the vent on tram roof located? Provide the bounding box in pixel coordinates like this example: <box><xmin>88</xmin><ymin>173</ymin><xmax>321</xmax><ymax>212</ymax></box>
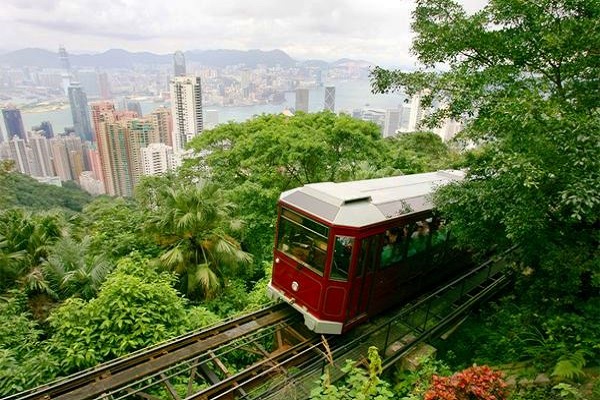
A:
<box><xmin>343</xmin><ymin>195</ymin><xmax>371</xmax><ymax>205</ymax></box>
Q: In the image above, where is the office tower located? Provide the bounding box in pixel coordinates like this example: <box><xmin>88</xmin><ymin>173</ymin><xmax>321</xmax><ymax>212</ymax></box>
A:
<box><xmin>58</xmin><ymin>45</ymin><xmax>72</xmax><ymax>95</ymax></box>
<box><xmin>77</xmin><ymin>70</ymin><xmax>100</xmax><ymax>97</ymax></box>
<box><xmin>204</xmin><ymin>109</ymin><xmax>219</xmax><ymax>129</ymax></box>
<box><xmin>383</xmin><ymin>109</ymin><xmax>401</xmax><ymax>138</ymax></box>
<box><xmin>408</xmin><ymin>92</ymin><xmax>424</xmax><ymax>131</ymax></box>
<box><xmin>169</xmin><ymin>76</ymin><xmax>203</xmax><ymax>151</ymax></box>
<box><xmin>29</xmin><ymin>134</ymin><xmax>55</xmax><ymax>177</ymax></box>
<box><xmin>8</xmin><ymin>137</ymin><xmax>30</xmax><ymax>175</ymax></box>
<box><xmin>173</xmin><ymin>51</ymin><xmax>186</xmax><ymax>77</ymax></box>
<box><xmin>68</xmin><ymin>83</ymin><xmax>94</xmax><ymax>141</ymax></box>
<box><xmin>324</xmin><ymin>86</ymin><xmax>335</xmax><ymax>112</ymax></box>
<box><xmin>2</xmin><ymin>107</ymin><xmax>27</xmax><ymax>142</ymax></box>
<box><xmin>148</xmin><ymin>107</ymin><xmax>172</xmax><ymax>146</ymax></box>
<box><xmin>141</xmin><ymin>143</ymin><xmax>176</xmax><ymax>176</ymax></box>
<box><xmin>295</xmin><ymin>88</ymin><xmax>309</xmax><ymax>113</ymax></box>
<box><xmin>126</xmin><ymin>100</ymin><xmax>143</xmax><ymax>117</ymax></box>
<box><xmin>32</xmin><ymin>121</ymin><xmax>54</xmax><ymax>139</ymax></box>
<box><xmin>98</xmin><ymin>72</ymin><xmax>111</xmax><ymax>99</ymax></box>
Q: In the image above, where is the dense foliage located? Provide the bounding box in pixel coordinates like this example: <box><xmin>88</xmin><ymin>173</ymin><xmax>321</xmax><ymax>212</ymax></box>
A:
<box><xmin>0</xmin><ymin>160</ymin><xmax>92</xmax><ymax>212</ymax></box>
<box><xmin>372</xmin><ymin>0</ymin><xmax>599</xmax><ymax>385</ymax></box>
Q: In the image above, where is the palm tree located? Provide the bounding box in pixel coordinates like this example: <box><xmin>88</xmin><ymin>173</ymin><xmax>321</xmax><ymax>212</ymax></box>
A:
<box><xmin>0</xmin><ymin>209</ymin><xmax>65</xmax><ymax>295</ymax></box>
<box><xmin>0</xmin><ymin>234</ymin><xmax>25</xmax><ymax>291</ymax></box>
<box><xmin>149</xmin><ymin>182</ymin><xmax>252</xmax><ymax>299</ymax></box>
<box><xmin>43</xmin><ymin>236</ymin><xmax>113</xmax><ymax>300</ymax></box>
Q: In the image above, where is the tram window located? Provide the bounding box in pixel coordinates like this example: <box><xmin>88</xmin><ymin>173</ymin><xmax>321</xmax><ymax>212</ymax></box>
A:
<box><xmin>407</xmin><ymin>220</ymin><xmax>431</xmax><ymax>257</ymax></box>
<box><xmin>380</xmin><ymin>226</ymin><xmax>408</xmax><ymax>268</ymax></box>
<box><xmin>331</xmin><ymin>236</ymin><xmax>354</xmax><ymax>281</ymax></box>
<box><xmin>276</xmin><ymin>208</ymin><xmax>329</xmax><ymax>275</ymax></box>
<box><xmin>431</xmin><ymin>218</ymin><xmax>449</xmax><ymax>245</ymax></box>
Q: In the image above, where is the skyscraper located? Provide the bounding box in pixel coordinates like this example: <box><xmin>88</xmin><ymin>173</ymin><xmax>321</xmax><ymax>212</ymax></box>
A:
<box><xmin>324</xmin><ymin>86</ymin><xmax>336</xmax><ymax>112</ymax></box>
<box><xmin>29</xmin><ymin>134</ymin><xmax>55</xmax><ymax>177</ymax></box>
<box><xmin>173</xmin><ymin>51</ymin><xmax>186</xmax><ymax>77</ymax></box>
<box><xmin>2</xmin><ymin>107</ymin><xmax>26</xmax><ymax>142</ymax></box>
<box><xmin>8</xmin><ymin>137</ymin><xmax>30</xmax><ymax>175</ymax></box>
<box><xmin>383</xmin><ymin>109</ymin><xmax>401</xmax><ymax>138</ymax></box>
<box><xmin>58</xmin><ymin>45</ymin><xmax>72</xmax><ymax>95</ymax></box>
<box><xmin>169</xmin><ymin>76</ymin><xmax>203</xmax><ymax>151</ymax></box>
<box><xmin>32</xmin><ymin>121</ymin><xmax>54</xmax><ymax>139</ymax></box>
<box><xmin>408</xmin><ymin>92</ymin><xmax>424</xmax><ymax>132</ymax></box>
<box><xmin>68</xmin><ymin>83</ymin><xmax>94</xmax><ymax>142</ymax></box>
<box><xmin>148</xmin><ymin>107</ymin><xmax>172</xmax><ymax>146</ymax></box>
<box><xmin>141</xmin><ymin>143</ymin><xmax>176</xmax><ymax>176</ymax></box>
<box><xmin>98</xmin><ymin>72</ymin><xmax>111</xmax><ymax>99</ymax></box>
<box><xmin>295</xmin><ymin>88</ymin><xmax>309</xmax><ymax>113</ymax></box>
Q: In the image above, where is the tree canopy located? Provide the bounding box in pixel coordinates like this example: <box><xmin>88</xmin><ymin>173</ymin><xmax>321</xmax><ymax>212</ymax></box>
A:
<box><xmin>371</xmin><ymin>0</ymin><xmax>599</xmax><ymax>278</ymax></box>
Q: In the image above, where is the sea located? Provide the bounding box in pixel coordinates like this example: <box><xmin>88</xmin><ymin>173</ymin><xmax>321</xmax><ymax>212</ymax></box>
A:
<box><xmin>13</xmin><ymin>79</ymin><xmax>406</xmax><ymax>135</ymax></box>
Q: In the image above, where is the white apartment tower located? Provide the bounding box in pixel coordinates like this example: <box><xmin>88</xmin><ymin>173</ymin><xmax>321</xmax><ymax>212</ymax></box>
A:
<box><xmin>141</xmin><ymin>143</ymin><xmax>176</xmax><ymax>176</ymax></box>
<box><xmin>408</xmin><ymin>92</ymin><xmax>424</xmax><ymax>132</ymax></box>
<box><xmin>169</xmin><ymin>76</ymin><xmax>203</xmax><ymax>151</ymax></box>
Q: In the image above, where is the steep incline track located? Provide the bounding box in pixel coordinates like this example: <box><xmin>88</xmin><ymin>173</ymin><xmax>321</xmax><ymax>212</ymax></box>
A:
<box><xmin>9</xmin><ymin>304</ymin><xmax>298</xmax><ymax>400</ymax></box>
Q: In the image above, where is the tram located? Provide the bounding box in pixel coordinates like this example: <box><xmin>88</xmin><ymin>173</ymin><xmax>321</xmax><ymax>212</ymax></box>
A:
<box><xmin>267</xmin><ymin>170</ymin><xmax>465</xmax><ymax>334</ymax></box>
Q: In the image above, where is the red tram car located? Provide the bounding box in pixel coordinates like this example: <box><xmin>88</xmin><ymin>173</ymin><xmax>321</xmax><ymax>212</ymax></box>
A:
<box><xmin>267</xmin><ymin>170</ymin><xmax>465</xmax><ymax>334</ymax></box>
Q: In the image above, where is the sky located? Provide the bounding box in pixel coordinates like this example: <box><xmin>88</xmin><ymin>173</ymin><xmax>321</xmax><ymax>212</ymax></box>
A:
<box><xmin>1</xmin><ymin>0</ymin><xmax>487</xmax><ymax>67</ymax></box>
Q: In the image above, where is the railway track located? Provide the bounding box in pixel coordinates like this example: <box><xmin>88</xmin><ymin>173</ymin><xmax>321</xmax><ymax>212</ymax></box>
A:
<box><xmin>7</xmin><ymin>252</ymin><xmax>513</xmax><ymax>400</ymax></box>
<box><xmin>9</xmin><ymin>303</ymin><xmax>299</xmax><ymax>400</ymax></box>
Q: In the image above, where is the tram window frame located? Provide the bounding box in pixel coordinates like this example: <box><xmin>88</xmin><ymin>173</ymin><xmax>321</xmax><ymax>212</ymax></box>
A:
<box><xmin>330</xmin><ymin>235</ymin><xmax>354</xmax><ymax>281</ymax></box>
<box><xmin>276</xmin><ymin>208</ymin><xmax>329</xmax><ymax>276</ymax></box>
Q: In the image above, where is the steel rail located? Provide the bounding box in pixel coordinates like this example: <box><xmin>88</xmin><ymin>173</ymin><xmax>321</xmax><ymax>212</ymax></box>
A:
<box><xmin>9</xmin><ymin>303</ymin><xmax>294</xmax><ymax>400</ymax></box>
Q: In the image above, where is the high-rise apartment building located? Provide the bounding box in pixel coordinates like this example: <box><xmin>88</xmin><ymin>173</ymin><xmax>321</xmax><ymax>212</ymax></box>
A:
<box><xmin>50</xmin><ymin>138</ymin><xmax>73</xmax><ymax>181</ymax></box>
<box><xmin>383</xmin><ymin>109</ymin><xmax>401</xmax><ymax>138</ymax></box>
<box><xmin>68</xmin><ymin>83</ymin><xmax>94</xmax><ymax>141</ymax></box>
<box><xmin>295</xmin><ymin>88</ymin><xmax>309</xmax><ymax>113</ymax></box>
<box><xmin>408</xmin><ymin>92</ymin><xmax>424</xmax><ymax>132</ymax></box>
<box><xmin>29</xmin><ymin>134</ymin><xmax>55</xmax><ymax>177</ymax></box>
<box><xmin>98</xmin><ymin>72</ymin><xmax>111</xmax><ymax>99</ymax></box>
<box><xmin>173</xmin><ymin>51</ymin><xmax>186</xmax><ymax>77</ymax></box>
<box><xmin>8</xmin><ymin>137</ymin><xmax>30</xmax><ymax>175</ymax></box>
<box><xmin>324</xmin><ymin>86</ymin><xmax>335</xmax><ymax>112</ymax></box>
<box><xmin>169</xmin><ymin>76</ymin><xmax>203</xmax><ymax>151</ymax></box>
<box><xmin>141</xmin><ymin>143</ymin><xmax>176</xmax><ymax>176</ymax></box>
<box><xmin>2</xmin><ymin>107</ymin><xmax>26</xmax><ymax>142</ymax></box>
<box><xmin>148</xmin><ymin>107</ymin><xmax>172</xmax><ymax>146</ymax></box>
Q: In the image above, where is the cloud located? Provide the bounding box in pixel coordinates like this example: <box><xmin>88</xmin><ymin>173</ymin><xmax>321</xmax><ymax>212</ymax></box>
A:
<box><xmin>0</xmin><ymin>0</ymin><xmax>487</xmax><ymax>66</ymax></box>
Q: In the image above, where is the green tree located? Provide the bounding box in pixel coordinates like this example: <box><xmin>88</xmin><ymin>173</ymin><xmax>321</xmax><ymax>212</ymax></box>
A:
<box><xmin>0</xmin><ymin>292</ymin><xmax>58</xmax><ymax>396</ymax></box>
<box><xmin>371</xmin><ymin>0</ymin><xmax>599</xmax><ymax>288</ymax></box>
<box><xmin>148</xmin><ymin>182</ymin><xmax>252</xmax><ymax>299</ymax></box>
<box><xmin>42</xmin><ymin>235</ymin><xmax>113</xmax><ymax>300</ymax></box>
<box><xmin>80</xmin><ymin>197</ymin><xmax>158</xmax><ymax>260</ymax></box>
<box><xmin>184</xmin><ymin>112</ymin><xmax>386</xmax><ymax>262</ymax></box>
<box><xmin>47</xmin><ymin>255</ymin><xmax>195</xmax><ymax>373</ymax></box>
<box><xmin>0</xmin><ymin>209</ymin><xmax>65</xmax><ymax>296</ymax></box>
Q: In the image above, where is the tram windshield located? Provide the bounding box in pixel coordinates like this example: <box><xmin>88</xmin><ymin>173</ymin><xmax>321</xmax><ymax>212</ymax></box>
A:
<box><xmin>276</xmin><ymin>208</ymin><xmax>329</xmax><ymax>275</ymax></box>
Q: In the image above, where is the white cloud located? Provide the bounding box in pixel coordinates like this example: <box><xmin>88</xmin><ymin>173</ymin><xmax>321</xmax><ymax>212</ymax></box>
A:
<box><xmin>0</xmin><ymin>0</ymin><xmax>487</xmax><ymax>66</ymax></box>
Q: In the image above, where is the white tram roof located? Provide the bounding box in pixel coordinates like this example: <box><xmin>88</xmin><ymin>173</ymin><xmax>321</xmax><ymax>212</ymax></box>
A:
<box><xmin>280</xmin><ymin>170</ymin><xmax>465</xmax><ymax>228</ymax></box>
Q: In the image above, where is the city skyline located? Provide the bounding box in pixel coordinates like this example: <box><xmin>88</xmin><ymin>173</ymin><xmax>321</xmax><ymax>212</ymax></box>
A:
<box><xmin>1</xmin><ymin>0</ymin><xmax>486</xmax><ymax>67</ymax></box>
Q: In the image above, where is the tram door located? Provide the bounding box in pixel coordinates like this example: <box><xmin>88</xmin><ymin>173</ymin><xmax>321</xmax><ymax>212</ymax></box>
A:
<box><xmin>348</xmin><ymin>237</ymin><xmax>377</xmax><ymax>319</ymax></box>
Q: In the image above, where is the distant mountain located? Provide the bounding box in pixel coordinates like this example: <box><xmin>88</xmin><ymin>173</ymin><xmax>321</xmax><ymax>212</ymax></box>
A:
<box><xmin>185</xmin><ymin>49</ymin><xmax>295</xmax><ymax>68</ymax></box>
<box><xmin>0</xmin><ymin>48</ymin><xmax>373</xmax><ymax>70</ymax></box>
<box><xmin>0</xmin><ymin>48</ymin><xmax>60</xmax><ymax>68</ymax></box>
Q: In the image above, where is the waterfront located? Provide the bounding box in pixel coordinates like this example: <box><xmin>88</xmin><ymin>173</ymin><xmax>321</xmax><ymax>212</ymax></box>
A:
<box><xmin>12</xmin><ymin>80</ymin><xmax>405</xmax><ymax>135</ymax></box>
